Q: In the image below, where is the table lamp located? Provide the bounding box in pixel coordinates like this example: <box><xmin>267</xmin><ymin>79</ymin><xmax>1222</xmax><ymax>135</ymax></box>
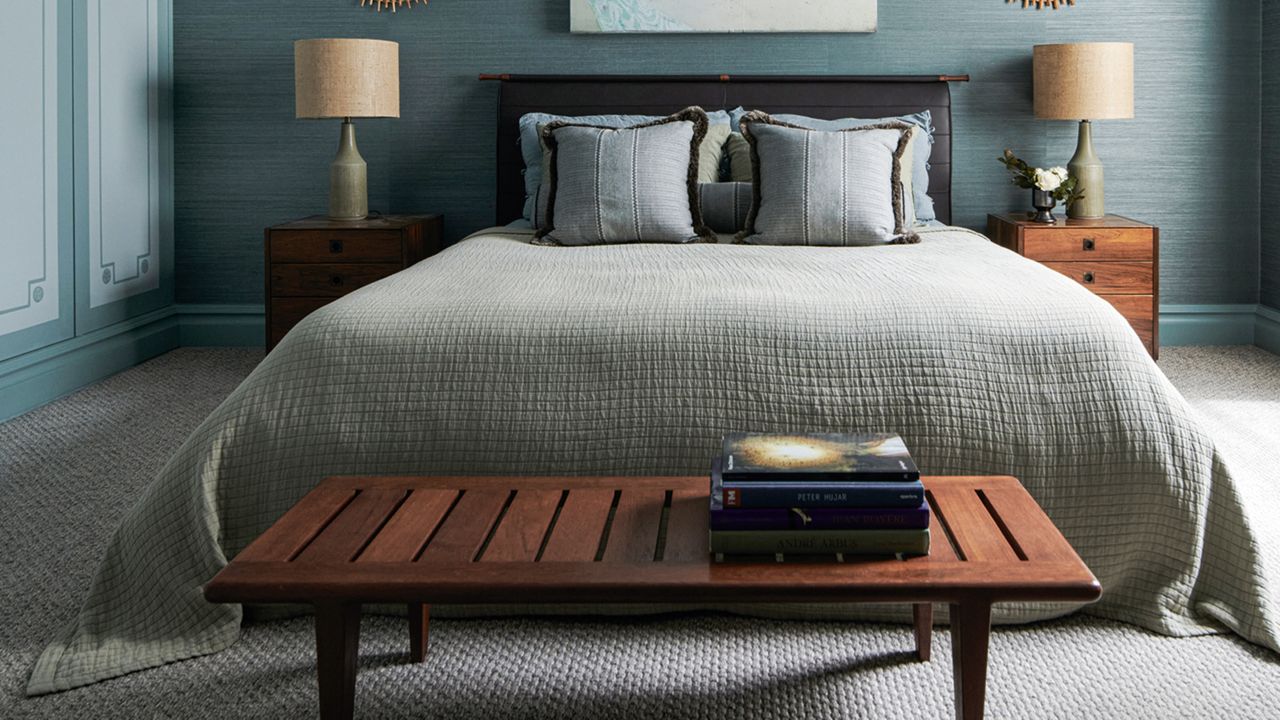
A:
<box><xmin>294</xmin><ymin>38</ymin><xmax>400</xmax><ymax>220</ymax></box>
<box><xmin>1033</xmin><ymin>42</ymin><xmax>1134</xmax><ymax>219</ymax></box>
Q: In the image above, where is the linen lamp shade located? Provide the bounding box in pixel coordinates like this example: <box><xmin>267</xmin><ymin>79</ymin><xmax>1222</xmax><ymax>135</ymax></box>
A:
<box><xmin>1033</xmin><ymin>42</ymin><xmax>1134</xmax><ymax>121</ymax></box>
<box><xmin>295</xmin><ymin>39</ymin><xmax>400</xmax><ymax>119</ymax></box>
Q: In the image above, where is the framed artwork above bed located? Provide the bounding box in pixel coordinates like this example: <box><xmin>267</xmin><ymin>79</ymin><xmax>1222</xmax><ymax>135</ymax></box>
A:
<box><xmin>569</xmin><ymin>0</ymin><xmax>878</xmax><ymax>34</ymax></box>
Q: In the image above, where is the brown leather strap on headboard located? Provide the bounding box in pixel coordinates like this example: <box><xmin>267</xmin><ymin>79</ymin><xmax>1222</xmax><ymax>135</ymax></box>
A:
<box><xmin>489</xmin><ymin>74</ymin><xmax>965</xmax><ymax>226</ymax></box>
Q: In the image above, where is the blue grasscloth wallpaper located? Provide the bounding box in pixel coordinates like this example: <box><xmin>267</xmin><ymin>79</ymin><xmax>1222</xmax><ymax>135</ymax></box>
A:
<box><xmin>174</xmin><ymin>0</ymin><xmax>1261</xmax><ymax>305</ymax></box>
<box><xmin>1264</xmin><ymin>1</ymin><xmax>1280</xmax><ymax>310</ymax></box>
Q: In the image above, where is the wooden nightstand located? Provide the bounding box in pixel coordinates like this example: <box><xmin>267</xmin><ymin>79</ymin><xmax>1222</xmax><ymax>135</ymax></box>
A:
<box><xmin>265</xmin><ymin>214</ymin><xmax>443</xmax><ymax>351</ymax></box>
<box><xmin>986</xmin><ymin>213</ymin><xmax>1159</xmax><ymax>359</ymax></box>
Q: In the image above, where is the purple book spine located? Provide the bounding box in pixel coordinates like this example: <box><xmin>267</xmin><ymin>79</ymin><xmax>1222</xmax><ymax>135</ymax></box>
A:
<box><xmin>709</xmin><ymin>503</ymin><xmax>930</xmax><ymax>531</ymax></box>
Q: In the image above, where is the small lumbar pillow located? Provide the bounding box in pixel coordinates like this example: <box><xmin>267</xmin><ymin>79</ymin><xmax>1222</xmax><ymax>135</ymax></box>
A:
<box><xmin>738</xmin><ymin>111</ymin><xmax>920</xmax><ymax>246</ymax></box>
<box><xmin>536</xmin><ymin>107</ymin><xmax>714</xmax><ymax>245</ymax></box>
<box><xmin>698</xmin><ymin>182</ymin><xmax>753</xmax><ymax>234</ymax></box>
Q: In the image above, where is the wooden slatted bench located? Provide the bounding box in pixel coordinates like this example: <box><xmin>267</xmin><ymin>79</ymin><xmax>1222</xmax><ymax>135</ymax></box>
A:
<box><xmin>204</xmin><ymin>475</ymin><xmax>1100</xmax><ymax>720</ymax></box>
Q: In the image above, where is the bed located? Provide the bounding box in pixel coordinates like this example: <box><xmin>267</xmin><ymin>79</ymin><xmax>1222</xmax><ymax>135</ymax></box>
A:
<box><xmin>28</xmin><ymin>76</ymin><xmax>1280</xmax><ymax>696</ymax></box>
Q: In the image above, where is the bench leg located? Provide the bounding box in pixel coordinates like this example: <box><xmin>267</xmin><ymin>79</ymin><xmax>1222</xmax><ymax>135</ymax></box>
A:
<box><xmin>315</xmin><ymin>602</ymin><xmax>361</xmax><ymax>720</ymax></box>
<box><xmin>409</xmin><ymin>602</ymin><xmax>430</xmax><ymax>663</ymax></box>
<box><xmin>913</xmin><ymin>603</ymin><xmax>933</xmax><ymax>661</ymax></box>
<box><xmin>949</xmin><ymin>601</ymin><xmax>992</xmax><ymax>720</ymax></box>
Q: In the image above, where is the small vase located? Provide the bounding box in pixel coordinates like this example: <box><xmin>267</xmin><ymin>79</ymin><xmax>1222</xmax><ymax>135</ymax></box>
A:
<box><xmin>1031</xmin><ymin>188</ymin><xmax>1057</xmax><ymax>224</ymax></box>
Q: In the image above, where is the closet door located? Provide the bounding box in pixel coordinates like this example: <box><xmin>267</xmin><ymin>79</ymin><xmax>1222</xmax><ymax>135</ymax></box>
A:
<box><xmin>0</xmin><ymin>0</ymin><xmax>74</xmax><ymax>362</ymax></box>
<box><xmin>74</xmin><ymin>0</ymin><xmax>173</xmax><ymax>332</ymax></box>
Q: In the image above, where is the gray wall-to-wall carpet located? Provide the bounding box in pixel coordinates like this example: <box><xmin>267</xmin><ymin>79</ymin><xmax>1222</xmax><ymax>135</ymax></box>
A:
<box><xmin>1263</xmin><ymin>0</ymin><xmax>1280</xmax><ymax>311</ymax></box>
<box><xmin>173</xmin><ymin>0</ymin><xmax>1261</xmax><ymax>307</ymax></box>
<box><xmin>3</xmin><ymin>346</ymin><xmax>1279</xmax><ymax>718</ymax></box>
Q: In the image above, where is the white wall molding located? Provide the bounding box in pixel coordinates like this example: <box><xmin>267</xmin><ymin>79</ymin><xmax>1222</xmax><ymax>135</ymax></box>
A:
<box><xmin>85</xmin><ymin>0</ymin><xmax>161</xmax><ymax>309</ymax></box>
<box><xmin>0</xmin><ymin>1</ymin><xmax>62</xmax><ymax>337</ymax></box>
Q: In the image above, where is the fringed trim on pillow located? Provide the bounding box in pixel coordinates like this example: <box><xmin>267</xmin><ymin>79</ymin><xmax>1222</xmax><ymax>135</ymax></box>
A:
<box><xmin>536</xmin><ymin>107</ymin><xmax>713</xmax><ymax>245</ymax></box>
<box><xmin>735</xmin><ymin>111</ymin><xmax>918</xmax><ymax>246</ymax></box>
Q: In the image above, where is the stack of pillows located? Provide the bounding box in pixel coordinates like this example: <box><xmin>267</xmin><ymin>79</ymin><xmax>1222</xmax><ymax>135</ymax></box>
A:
<box><xmin>519</xmin><ymin>105</ymin><xmax>935</xmax><ymax>247</ymax></box>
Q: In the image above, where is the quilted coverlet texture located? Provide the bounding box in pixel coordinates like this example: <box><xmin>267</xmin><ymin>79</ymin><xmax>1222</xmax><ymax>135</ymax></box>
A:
<box><xmin>27</xmin><ymin>226</ymin><xmax>1280</xmax><ymax>695</ymax></box>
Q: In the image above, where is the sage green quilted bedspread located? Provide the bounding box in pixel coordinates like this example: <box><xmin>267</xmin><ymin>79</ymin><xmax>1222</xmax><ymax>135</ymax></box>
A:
<box><xmin>28</xmin><ymin>227</ymin><xmax>1279</xmax><ymax>694</ymax></box>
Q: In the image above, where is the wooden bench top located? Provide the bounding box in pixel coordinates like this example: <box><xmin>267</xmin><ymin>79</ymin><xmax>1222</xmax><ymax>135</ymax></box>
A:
<box><xmin>204</xmin><ymin>475</ymin><xmax>1100</xmax><ymax>607</ymax></box>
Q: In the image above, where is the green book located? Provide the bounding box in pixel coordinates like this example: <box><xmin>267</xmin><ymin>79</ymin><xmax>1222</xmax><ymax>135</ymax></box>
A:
<box><xmin>710</xmin><ymin>528</ymin><xmax>930</xmax><ymax>556</ymax></box>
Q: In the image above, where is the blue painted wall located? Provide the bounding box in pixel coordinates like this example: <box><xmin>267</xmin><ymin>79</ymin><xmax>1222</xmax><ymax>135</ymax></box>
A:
<box><xmin>1264</xmin><ymin>1</ymin><xmax>1280</xmax><ymax>311</ymax></box>
<box><xmin>174</xmin><ymin>0</ymin><xmax>1261</xmax><ymax>306</ymax></box>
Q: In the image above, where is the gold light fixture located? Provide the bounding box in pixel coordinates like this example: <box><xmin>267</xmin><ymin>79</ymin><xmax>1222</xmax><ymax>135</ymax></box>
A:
<box><xmin>1009</xmin><ymin>0</ymin><xmax>1076</xmax><ymax>8</ymax></box>
<box><xmin>360</xmin><ymin>0</ymin><xmax>426</xmax><ymax>12</ymax></box>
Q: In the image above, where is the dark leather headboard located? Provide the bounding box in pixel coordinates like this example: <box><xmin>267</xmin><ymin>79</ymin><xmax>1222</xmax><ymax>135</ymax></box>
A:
<box><xmin>489</xmin><ymin>74</ymin><xmax>963</xmax><ymax>226</ymax></box>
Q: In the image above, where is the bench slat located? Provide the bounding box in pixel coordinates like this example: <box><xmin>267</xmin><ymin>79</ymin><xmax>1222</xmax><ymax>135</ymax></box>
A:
<box><xmin>234</xmin><ymin>487</ymin><xmax>357</xmax><ymax>562</ymax></box>
<box><xmin>539</xmin><ymin>489</ymin><xmax>616</xmax><ymax>562</ymax></box>
<box><xmin>922</xmin><ymin>490</ymin><xmax>960</xmax><ymax>562</ymax></box>
<box><xmin>358</xmin><ymin>489</ymin><xmax>459</xmax><ymax>563</ymax></box>
<box><xmin>418</xmin><ymin>490</ymin><xmax>511</xmax><ymax>562</ymax></box>
<box><xmin>480</xmin><ymin>489</ymin><xmax>563</xmax><ymax>562</ymax></box>
<box><xmin>979</xmin><ymin>487</ymin><xmax>1078</xmax><ymax>563</ymax></box>
<box><xmin>663</xmin><ymin>487</ymin><xmax>709</xmax><ymax>562</ymax></box>
<box><xmin>296</xmin><ymin>488</ymin><xmax>409</xmax><ymax>563</ymax></box>
<box><xmin>929</xmin><ymin>486</ymin><xmax>1020</xmax><ymax>563</ymax></box>
<box><xmin>601</xmin><ymin>488</ymin><xmax>666</xmax><ymax>563</ymax></box>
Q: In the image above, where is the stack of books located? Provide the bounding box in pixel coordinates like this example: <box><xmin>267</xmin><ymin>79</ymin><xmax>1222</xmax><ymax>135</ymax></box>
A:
<box><xmin>709</xmin><ymin>432</ymin><xmax>930</xmax><ymax>557</ymax></box>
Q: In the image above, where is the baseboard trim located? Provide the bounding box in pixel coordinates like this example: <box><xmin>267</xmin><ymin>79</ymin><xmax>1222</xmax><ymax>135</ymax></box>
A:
<box><xmin>1159</xmin><ymin>304</ymin><xmax>1259</xmax><ymax>346</ymax></box>
<box><xmin>2</xmin><ymin>302</ymin><xmax>1275</xmax><ymax>423</ymax></box>
<box><xmin>0</xmin><ymin>304</ymin><xmax>265</xmax><ymax>422</ymax></box>
<box><xmin>179</xmin><ymin>304</ymin><xmax>1271</xmax><ymax>351</ymax></box>
<box><xmin>1256</xmin><ymin>305</ymin><xmax>1280</xmax><ymax>355</ymax></box>
<box><xmin>175</xmin><ymin>304</ymin><xmax>264</xmax><ymax>347</ymax></box>
<box><xmin>0</xmin><ymin>307</ymin><xmax>181</xmax><ymax>422</ymax></box>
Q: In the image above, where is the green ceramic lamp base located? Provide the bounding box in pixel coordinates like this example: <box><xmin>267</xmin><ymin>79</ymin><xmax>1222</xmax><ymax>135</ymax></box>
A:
<box><xmin>328</xmin><ymin>118</ymin><xmax>368</xmax><ymax>221</ymax></box>
<box><xmin>1067</xmin><ymin>120</ymin><xmax>1105</xmax><ymax>219</ymax></box>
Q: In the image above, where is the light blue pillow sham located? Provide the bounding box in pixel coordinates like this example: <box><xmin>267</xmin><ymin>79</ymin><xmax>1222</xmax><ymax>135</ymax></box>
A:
<box><xmin>535</xmin><ymin>108</ymin><xmax>714</xmax><ymax>246</ymax></box>
<box><xmin>737</xmin><ymin>113</ymin><xmax>919</xmax><ymax>246</ymax></box>
<box><xmin>519</xmin><ymin>109</ymin><xmax>731</xmax><ymax>222</ymax></box>
<box><xmin>728</xmin><ymin>107</ymin><xmax>936</xmax><ymax>223</ymax></box>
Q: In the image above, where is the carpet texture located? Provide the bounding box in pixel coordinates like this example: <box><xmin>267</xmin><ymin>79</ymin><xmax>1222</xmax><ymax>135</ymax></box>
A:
<box><xmin>1</xmin><ymin>346</ymin><xmax>1278</xmax><ymax>718</ymax></box>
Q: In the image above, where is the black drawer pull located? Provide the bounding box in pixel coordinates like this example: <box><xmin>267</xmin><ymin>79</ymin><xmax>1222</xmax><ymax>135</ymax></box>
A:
<box><xmin>1082</xmin><ymin>238</ymin><xmax>1096</xmax><ymax>251</ymax></box>
<box><xmin>329</xmin><ymin>239</ymin><xmax>344</xmax><ymax>254</ymax></box>
<box><xmin>330</xmin><ymin>275</ymin><xmax>344</xmax><ymax>287</ymax></box>
<box><xmin>1082</xmin><ymin>272</ymin><xmax>1095</xmax><ymax>284</ymax></box>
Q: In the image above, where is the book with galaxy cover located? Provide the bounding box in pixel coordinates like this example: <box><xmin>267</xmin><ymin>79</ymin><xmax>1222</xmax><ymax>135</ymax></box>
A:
<box><xmin>712</xmin><ymin>459</ymin><xmax>924</xmax><ymax>509</ymax></box>
<box><xmin>720</xmin><ymin>432</ymin><xmax>920</xmax><ymax>483</ymax></box>
<box><xmin>709</xmin><ymin>528</ymin><xmax>931</xmax><ymax>556</ymax></box>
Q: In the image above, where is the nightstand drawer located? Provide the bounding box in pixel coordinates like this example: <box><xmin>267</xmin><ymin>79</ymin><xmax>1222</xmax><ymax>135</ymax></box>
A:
<box><xmin>1022</xmin><ymin>227</ymin><xmax>1153</xmax><ymax>261</ymax></box>
<box><xmin>1099</xmin><ymin>294</ymin><xmax>1155</xmax><ymax>352</ymax></box>
<box><xmin>270</xmin><ymin>231</ymin><xmax>404</xmax><ymax>263</ymax></box>
<box><xmin>1042</xmin><ymin>261</ymin><xmax>1153</xmax><ymax>294</ymax></box>
<box><xmin>270</xmin><ymin>263</ymin><xmax>401</xmax><ymax>297</ymax></box>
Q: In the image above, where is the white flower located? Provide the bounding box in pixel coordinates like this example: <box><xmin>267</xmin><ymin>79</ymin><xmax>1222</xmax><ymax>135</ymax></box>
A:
<box><xmin>1051</xmin><ymin>167</ymin><xmax>1069</xmax><ymax>181</ymax></box>
<box><xmin>1034</xmin><ymin>168</ymin><xmax>1063</xmax><ymax>192</ymax></box>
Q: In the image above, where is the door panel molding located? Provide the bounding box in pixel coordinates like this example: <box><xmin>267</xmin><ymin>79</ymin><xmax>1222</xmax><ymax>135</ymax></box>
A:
<box><xmin>0</xmin><ymin>0</ymin><xmax>74</xmax><ymax>361</ymax></box>
<box><xmin>75</xmin><ymin>0</ymin><xmax>173</xmax><ymax>333</ymax></box>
